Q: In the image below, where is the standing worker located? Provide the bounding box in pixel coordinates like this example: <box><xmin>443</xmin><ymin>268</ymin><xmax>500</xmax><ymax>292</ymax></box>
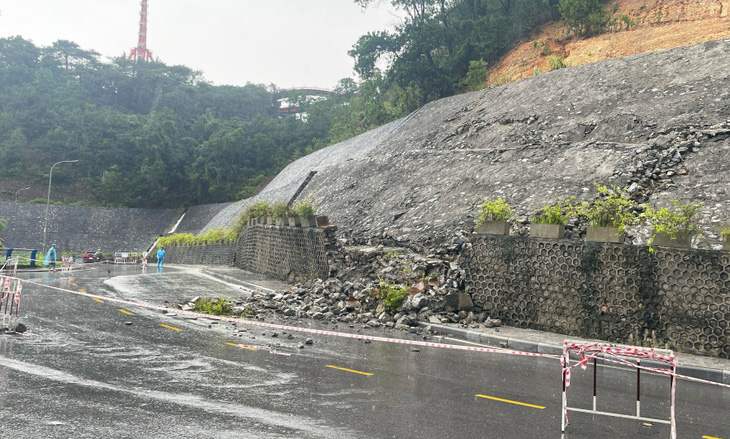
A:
<box><xmin>156</xmin><ymin>246</ymin><xmax>166</xmax><ymax>268</ymax></box>
<box><xmin>44</xmin><ymin>244</ymin><xmax>57</xmax><ymax>272</ymax></box>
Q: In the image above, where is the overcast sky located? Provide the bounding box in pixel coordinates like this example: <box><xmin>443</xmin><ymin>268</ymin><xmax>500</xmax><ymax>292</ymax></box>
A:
<box><xmin>0</xmin><ymin>0</ymin><xmax>402</xmax><ymax>89</ymax></box>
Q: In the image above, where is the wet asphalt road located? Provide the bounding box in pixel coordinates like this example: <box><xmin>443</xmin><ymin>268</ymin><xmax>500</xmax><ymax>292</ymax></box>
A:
<box><xmin>0</xmin><ymin>265</ymin><xmax>728</xmax><ymax>439</ymax></box>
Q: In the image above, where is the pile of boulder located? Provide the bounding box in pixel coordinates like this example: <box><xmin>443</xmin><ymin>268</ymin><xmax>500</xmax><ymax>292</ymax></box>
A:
<box><xmin>186</xmin><ymin>240</ymin><xmax>502</xmax><ymax>331</ymax></box>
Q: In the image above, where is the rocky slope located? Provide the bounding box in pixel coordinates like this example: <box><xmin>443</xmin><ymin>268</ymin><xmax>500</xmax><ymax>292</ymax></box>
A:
<box><xmin>489</xmin><ymin>0</ymin><xmax>730</xmax><ymax>84</ymax></box>
<box><xmin>202</xmin><ymin>40</ymin><xmax>730</xmax><ymax>253</ymax></box>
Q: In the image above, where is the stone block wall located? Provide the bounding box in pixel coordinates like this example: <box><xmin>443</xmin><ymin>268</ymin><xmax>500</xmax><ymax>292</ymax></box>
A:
<box><xmin>465</xmin><ymin>235</ymin><xmax>730</xmax><ymax>358</ymax></box>
<box><xmin>163</xmin><ymin>241</ymin><xmax>237</xmax><ymax>266</ymax></box>
<box><xmin>235</xmin><ymin>224</ymin><xmax>332</xmax><ymax>282</ymax></box>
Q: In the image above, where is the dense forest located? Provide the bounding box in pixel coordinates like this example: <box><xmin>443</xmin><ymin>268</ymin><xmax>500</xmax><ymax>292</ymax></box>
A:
<box><xmin>0</xmin><ymin>0</ymin><xmax>601</xmax><ymax>208</ymax></box>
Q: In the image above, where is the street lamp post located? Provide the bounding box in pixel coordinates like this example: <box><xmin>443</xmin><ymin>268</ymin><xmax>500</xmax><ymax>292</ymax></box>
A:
<box><xmin>14</xmin><ymin>187</ymin><xmax>30</xmax><ymax>202</ymax></box>
<box><xmin>42</xmin><ymin>160</ymin><xmax>79</xmax><ymax>253</ymax></box>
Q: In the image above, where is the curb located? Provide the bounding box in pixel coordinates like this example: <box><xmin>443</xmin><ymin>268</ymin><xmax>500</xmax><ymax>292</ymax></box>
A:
<box><xmin>199</xmin><ymin>269</ymin><xmax>275</xmax><ymax>294</ymax></box>
<box><xmin>420</xmin><ymin>322</ymin><xmax>730</xmax><ymax>385</ymax></box>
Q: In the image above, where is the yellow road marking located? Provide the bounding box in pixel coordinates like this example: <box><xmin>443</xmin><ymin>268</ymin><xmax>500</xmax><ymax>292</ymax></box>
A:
<box><xmin>71</xmin><ymin>283</ymin><xmax>78</xmax><ymax>287</ymax></box>
<box><xmin>703</xmin><ymin>436</ymin><xmax>724</xmax><ymax>439</ymax></box>
<box><xmin>226</xmin><ymin>342</ymin><xmax>258</xmax><ymax>351</ymax></box>
<box><xmin>117</xmin><ymin>309</ymin><xmax>133</xmax><ymax>315</ymax></box>
<box><xmin>93</xmin><ymin>298</ymin><xmax>103</xmax><ymax>303</ymax></box>
<box><xmin>159</xmin><ymin>324</ymin><xmax>182</xmax><ymax>332</ymax></box>
<box><xmin>78</xmin><ymin>289</ymin><xmax>86</xmax><ymax>293</ymax></box>
<box><xmin>326</xmin><ymin>365</ymin><xmax>373</xmax><ymax>376</ymax></box>
<box><xmin>476</xmin><ymin>394</ymin><xmax>545</xmax><ymax>410</ymax></box>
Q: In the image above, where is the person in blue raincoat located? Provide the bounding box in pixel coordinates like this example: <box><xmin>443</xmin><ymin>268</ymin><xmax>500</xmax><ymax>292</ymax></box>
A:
<box><xmin>43</xmin><ymin>244</ymin><xmax>57</xmax><ymax>272</ymax></box>
<box><xmin>156</xmin><ymin>246</ymin><xmax>166</xmax><ymax>268</ymax></box>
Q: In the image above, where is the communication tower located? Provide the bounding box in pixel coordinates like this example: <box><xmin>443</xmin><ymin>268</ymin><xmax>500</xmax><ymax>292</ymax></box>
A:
<box><xmin>128</xmin><ymin>0</ymin><xmax>153</xmax><ymax>61</ymax></box>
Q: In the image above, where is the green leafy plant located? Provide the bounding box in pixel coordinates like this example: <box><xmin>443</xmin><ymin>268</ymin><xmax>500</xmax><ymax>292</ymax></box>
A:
<box><xmin>0</xmin><ymin>218</ymin><xmax>6</xmax><ymax>247</ymax></box>
<box><xmin>270</xmin><ymin>200</ymin><xmax>291</xmax><ymax>219</ymax></box>
<box><xmin>232</xmin><ymin>201</ymin><xmax>273</xmax><ymax>237</ymax></box>
<box><xmin>617</xmin><ymin>14</ymin><xmax>637</xmax><ymax>30</ymax></box>
<box><xmin>532</xmin><ymin>40</ymin><xmax>552</xmax><ymax>56</ymax></box>
<box><xmin>558</xmin><ymin>0</ymin><xmax>611</xmax><ymax>36</ymax></box>
<box><xmin>157</xmin><ymin>227</ymin><xmax>236</xmax><ymax>247</ymax></box>
<box><xmin>720</xmin><ymin>225</ymin><xmax>730</xmax><ymax>242</ymax></box>
<box><xmin>375</xmin><ymin>279</ymin><xmax>409</xmax><ymax>315</ymax></box>
<box><xmin>532</xmin><ymin>198</ymin><xmax>576</xmax><ymax>225</ymax></box>
<box><xmin>461</xmin><ymin>58</ymin><xmax>489</xmax><ymax>92</ymax></box>
<box><xmin>548</xmin><ymin>56</ymin><xmax>570</xmax><ymax>70</ymax></box>
<box><xmin>643</xmin><ymin>201</ymin><xmax>704</xmax><ymax>250</ymax></box>
<box><xmin>576</xmin><ymin>184</ymin><xmax>637</xmax><ymax>233</ymax></box>
<box><xmin>476</xmin><ymin>198</ymin><xmax>513</xmax><ymax>226</ymax></box>
<box><xmin>192</xmin><ymin>297</ymin><xmax>232</xmax><ymax>316</ymax></box>
<box><xmin>291</xmin><ymin>195</ymin><xmax>319</xmax><ymax>217</ymax></box>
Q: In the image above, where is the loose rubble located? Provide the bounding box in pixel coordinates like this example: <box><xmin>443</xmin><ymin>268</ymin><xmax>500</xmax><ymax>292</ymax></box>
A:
<box><xmin>179</xmin><ymin>243</ymin><xmax>503</xmax><ymax>332</ymax></box>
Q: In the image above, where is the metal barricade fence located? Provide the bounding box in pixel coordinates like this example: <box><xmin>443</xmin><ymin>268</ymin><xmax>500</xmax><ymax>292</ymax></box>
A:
<box><xmin>0</xmin><ymin>275</ymin><xmax>22</xmax><ymax>331</ymax></box>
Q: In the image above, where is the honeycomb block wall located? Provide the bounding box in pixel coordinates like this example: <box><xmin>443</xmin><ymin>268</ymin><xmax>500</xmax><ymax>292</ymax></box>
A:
<box><xmin>465</xmin><ymin>235</ymin><xmax>730</xmax><ymax>358</ymax></box>
<box><xmin>235</xmin><ymin>225</ymin><xmax>329</xmax><ymax>282</ymax></box>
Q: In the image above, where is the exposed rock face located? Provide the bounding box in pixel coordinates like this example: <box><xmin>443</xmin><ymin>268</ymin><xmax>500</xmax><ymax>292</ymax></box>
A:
<box><xmin>263</xmin><ymin>40</ymin><xmax>729</xmax><ymax>250</ymax></box>
<box><xmin>196</xmin><ymin>41</ymin><xmax>730</xmax><ymax>252</ymax></box>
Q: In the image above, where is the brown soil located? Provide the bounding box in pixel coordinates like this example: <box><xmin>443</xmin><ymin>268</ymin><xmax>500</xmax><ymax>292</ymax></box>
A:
<box><xmin>488</xmin><ymin>0</ymin><xmax>730</xmax><ymax>84</ymax></box>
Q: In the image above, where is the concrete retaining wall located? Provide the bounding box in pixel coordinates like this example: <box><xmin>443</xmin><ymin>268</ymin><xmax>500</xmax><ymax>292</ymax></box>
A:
<box><xmin>0</xmin><ymin>201</ymin><xmax>182</xmax><ymax>253</ymax></box>
<box><xmin>465</xmin><ymin>235</ymin><xmax>730</xmax><ymax>358</ymax></box>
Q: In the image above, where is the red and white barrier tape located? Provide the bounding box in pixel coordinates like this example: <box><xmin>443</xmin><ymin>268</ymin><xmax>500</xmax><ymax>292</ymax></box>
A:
<box><xmin>20</xmin><ymin>278</ymin><xmax>559</xmax><ymax>359</ymax></box>
<box><xmin>13</xmin><ymin>276</ymin><xmax>730</xmax><ymax>389</ymax></box>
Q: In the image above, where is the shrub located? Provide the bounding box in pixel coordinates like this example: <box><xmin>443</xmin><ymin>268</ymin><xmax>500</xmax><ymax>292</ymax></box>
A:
<box><xmin>291</xmin><ymin>195</ymin><xmax>319</xmax><ymax>217</ymax></box>
<box><xmin>643</xmin><ymin>201</ymin><xmax>704</xmax><ymax>250</ymax></box>
<box><xmin>157</xmin><ymin>228</ymin><xmax>236</xmax><ymax>247</ymax></box>
<box><xmin>232</xmin><ymin>201</ymin><xmax>272</xmax><ymax>237</ymax></box>
<box><xmin>461</xmin><ymin>58</ymin><xmax>489</xmax><ymax>92</ymax></box>
<box><xmin>532</xmin><ymin>198</ymin><xmax>576</xmax><ymax>225</ymax></box>
<box><xmin>476</xmin><ymin>198</ymin><xmax>513</xmax><ymax>226</ymax></box>
<box><xmin>270</xmin><ymin>200</ymin><xmax>290</xmax><ymax>218</ymax></box>
<box><xmin>192</xmin><ymin>297</ymin><xmax>232</xmax><ymax>316</ymax></box>
<box><xmin>375</xmin><ymin>280</ymin><xmax>409</xmax><ymax>315</ymax></box>
<box><xmin>576</xmin><ymin>184</ymin><xmax>637</xmax><ymax>233</ymax></box>
<box><xmin>548</xmin><ymin>56</ymin><xmax>570</xmax><ymax>70</ymax></box>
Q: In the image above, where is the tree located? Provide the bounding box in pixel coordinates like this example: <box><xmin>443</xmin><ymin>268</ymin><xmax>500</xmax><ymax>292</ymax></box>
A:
<box><xmin>558</xmin><ymin>0</ymin><xmax>609</xmax><ymax>36</ymax></box>
<box><xmin>44</xmin><ymin>40</ymin><xmax>100</xmax><ymax>73</ymax></box>
<box><xmin>460</xmin><ymin>58</ymin><xmax>489</xmax><ymax>91</ymax></box>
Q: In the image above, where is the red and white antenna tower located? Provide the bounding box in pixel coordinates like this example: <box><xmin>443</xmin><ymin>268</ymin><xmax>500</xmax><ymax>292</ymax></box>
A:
<box><xmin>128</xmin><ymin>0</ymin><xmax>153</xmax><ymax>61</ymax></box>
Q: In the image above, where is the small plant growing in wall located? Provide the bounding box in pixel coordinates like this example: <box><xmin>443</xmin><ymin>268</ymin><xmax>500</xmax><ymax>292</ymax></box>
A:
<box><xmin>476</xmin><ymin>198</ymin><xmax>513</xmax><ymax>226</ymax></box>
<box><xmin>642</xmin><ymin>200</ymin><xmax>704</xmax><ymax>251</ymax></box>
<box><xmin>720</xmin><ymin>224</ymin><xmax>730</xmax><ymax>250</ymax></box>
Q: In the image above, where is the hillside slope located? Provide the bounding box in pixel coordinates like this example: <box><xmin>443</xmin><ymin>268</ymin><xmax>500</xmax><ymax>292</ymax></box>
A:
<box><xmin>204</xmin><ymin>39</ymin><xmax>730</xmax><ymax>251</ymax></box>
<box><xmin>489</xmin><ymin>0</ymin><xmax>730</xmax><ymax>84</ymax></box>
